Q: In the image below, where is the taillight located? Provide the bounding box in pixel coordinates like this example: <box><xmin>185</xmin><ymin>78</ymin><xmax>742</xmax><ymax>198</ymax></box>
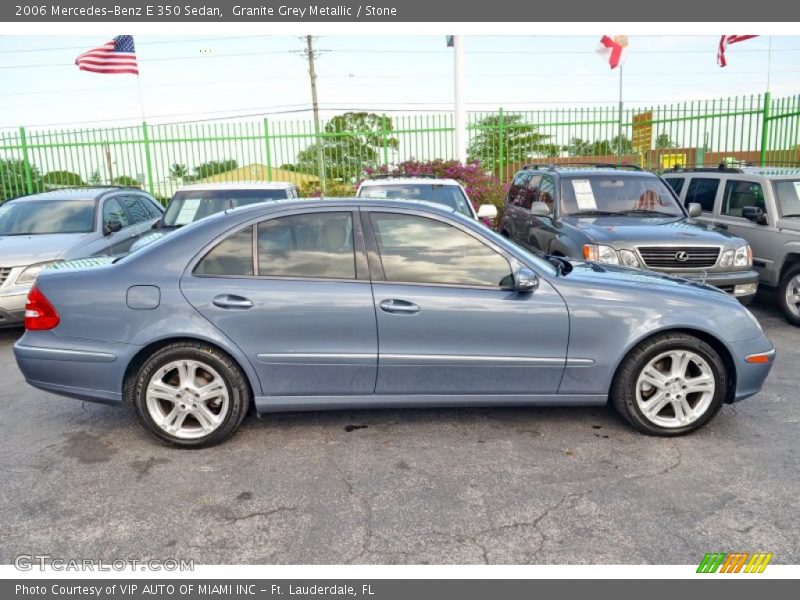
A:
<box><xmin>24</xmin><ymin>284</ymin><xmax>60</xmax><ymax>330</ymax></box>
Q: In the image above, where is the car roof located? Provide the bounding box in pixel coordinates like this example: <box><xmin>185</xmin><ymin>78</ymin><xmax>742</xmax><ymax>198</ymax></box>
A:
<box><xmin>665</xmin><ymin>166</ymin><xmax>800</xmax><ymax>179</ymax></box>
<box><xmin>220</xmin><ymin>196</ymin><xmax>457</xmax><ymax>218</ymax></box>
<box><xmin>524</xmin><ymin>167</ymin><xmax>656</xmax><ymax>178</ymax></box>
<box><xmin>359</xmin><ymin>177</ymin><xmax>462</xmax><ymax>187</ymax></box>
<box><xmin>177</xmin><ymin>181</ymin><xmax>298</xmax><ymax>192</ymax></box>
<box><xmin>4</xmin><ymin>187</ymin><xmax>136</xmax><ymax>202</ymax></box>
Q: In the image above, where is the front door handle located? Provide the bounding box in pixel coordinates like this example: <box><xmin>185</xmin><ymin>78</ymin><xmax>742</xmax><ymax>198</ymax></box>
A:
<box><xmin>379</xmin><ymin>299</ymin><xmax>420</xmax><ymax>315</ymax></box>
<box><xmin>213</xmin><ymin>294</ymin><xmax>254</xmax><ymax>309</ymax></box>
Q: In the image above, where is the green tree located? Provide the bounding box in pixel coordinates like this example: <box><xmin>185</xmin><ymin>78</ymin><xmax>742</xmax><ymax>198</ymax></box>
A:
<box><xmin>42</xmin><ymin>170</ymin><xmax>85</xmax><ymax>187</ymax></box>
<box><xmin>655</xmin><ymin>133</ymin><xmax>675</xmax><ymax>149</ymax></box>
<box><xmin>1</xmin><ymin>159</ymin><xmax>41</xmax><ymax>200</ymax></box>
<box><xmin>88</xmin><ymin>169</ymin><xmax>103</xmax><ymax>186</ymax></box>
<box><xmin>566</xmin><ymin>137</ymin><xmax>593</xmax><ymax>156</ymax></box>
<box><xmin>193</xmin><ymin>159</ymin><xmax>238</xmax><ymax>180</ymax></box>
<box><xmin>468</xmin><ymin>114</ymin><xmax>554</xmax><ymax>170</ymax></box>
<box><xmin>170</xmin><ymin>163</ymin><xmax>189</xmax><ymax>179</ymax></box>
<box><xmin>113</xmin><ymin>175</ymin><xmax>141</xmax><ymax>186</ymax></box>
<box><xmin>296</xmin><ymin>112</ymin><xmax>399</xmax><ymax>181</ymax></box>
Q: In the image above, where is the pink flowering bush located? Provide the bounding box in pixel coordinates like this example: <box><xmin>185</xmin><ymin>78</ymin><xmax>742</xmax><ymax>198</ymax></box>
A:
<box><xmin>363</xmin><ymin>159</ymin><xmax>506</xmax><ymax>226</ymax></box>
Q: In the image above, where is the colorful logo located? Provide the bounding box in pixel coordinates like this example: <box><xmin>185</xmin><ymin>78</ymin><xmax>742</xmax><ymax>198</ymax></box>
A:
<box><xmin>697</xmin><ymin>552</ymin><xmax>773</xmax><ymax>573</ymax></box>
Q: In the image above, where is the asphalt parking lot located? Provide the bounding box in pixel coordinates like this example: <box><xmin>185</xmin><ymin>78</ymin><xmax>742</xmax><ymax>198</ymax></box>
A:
<box><xmin>0</xmin><ymin>294</ymin><xmax>798</xmax><ymax>565</ymax></box>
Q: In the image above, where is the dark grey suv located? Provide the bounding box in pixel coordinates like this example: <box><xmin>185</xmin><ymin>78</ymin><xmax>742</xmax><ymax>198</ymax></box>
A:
<box><xmin>499</xmin><ymin>165</ymin><xmax>759</xmax><ymax>303</ymax></box>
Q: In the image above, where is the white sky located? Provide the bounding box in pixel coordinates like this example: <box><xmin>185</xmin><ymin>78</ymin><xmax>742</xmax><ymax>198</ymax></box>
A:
<box><xmin>0</xmin><ymin>34</ymin><xmax>798</xmax><ymax>131</ymax></box>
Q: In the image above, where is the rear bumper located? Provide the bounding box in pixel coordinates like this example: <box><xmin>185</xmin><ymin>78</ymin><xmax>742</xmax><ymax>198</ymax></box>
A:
<box><xmin>13</xmin><ymin>331</ymin><xmax>140</xmax><ymax>405</ymax></box>
<box><xmin>728</xmin><ymin>336</ymin><xmax>776</xmax><ymax>403</ymax></box>
<box><xmin>0</xmin><ymin>290</ymin><xmax>27</xmax><ymax>328</ymax></box>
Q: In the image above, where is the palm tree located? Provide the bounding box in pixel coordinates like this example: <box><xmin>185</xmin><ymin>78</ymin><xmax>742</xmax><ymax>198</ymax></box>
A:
<box><xmin>170</xmin><ymin>163</ymin><xmax>189</xmax><ymax>180</ymax></box>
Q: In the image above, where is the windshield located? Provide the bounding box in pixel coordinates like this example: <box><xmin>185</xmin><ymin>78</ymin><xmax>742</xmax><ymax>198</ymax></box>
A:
<box><xmin>358</xmin><ymin>183</ymin><xmax>474</xmax><ymax>217</ymax></box>
<box><xmin>774</xmin><ymin>180</ymin><xmax>800</xmax><ymax>216</ymax></box>
<box><xmin>559</xmin><ymin>175</ymin><xmax>683</xmax><ymax>217</ymax></box>
<box><xmin>0</xmin><ymin>199</ymin><xmax>96</xmax><ymax>235</ymax></box>
<box><xmin>162</xmin><ymin>189</ymin><xmax>291</xmax><ymax>227</ymax></box>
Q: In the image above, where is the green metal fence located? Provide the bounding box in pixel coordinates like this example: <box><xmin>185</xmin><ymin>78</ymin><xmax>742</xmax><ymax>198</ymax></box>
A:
<box><xmin>2</xmin><ymin>92</ymin><xmax>799</xmax><ymax>202</ymax></box>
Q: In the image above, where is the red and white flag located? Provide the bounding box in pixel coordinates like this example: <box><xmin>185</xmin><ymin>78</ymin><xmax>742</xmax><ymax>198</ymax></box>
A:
<box><xmin>717</xmin><ymin>35</ymin><xmax>758</xmax><ymax>67</ymax></box>
<box><xmin>75</xmin><ymin>35</ymin><xmax>139</xmax><ymax>75</ymax></box>
<box><xmin>597</xmin><ymin>35</ymin><xmax>629</xmax><ymax>69</ymax></box>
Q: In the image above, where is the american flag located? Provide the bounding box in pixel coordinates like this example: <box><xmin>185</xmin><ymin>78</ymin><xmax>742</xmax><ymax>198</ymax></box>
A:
<box><xmin>717</xmin><ymin>35</ymin><xmax>758</xmax><ymax>67</ymax></box>
<box><xmin>75</xmin><ymin>35</ymin><xmax>139</xmax><ymax>75</ymax></box>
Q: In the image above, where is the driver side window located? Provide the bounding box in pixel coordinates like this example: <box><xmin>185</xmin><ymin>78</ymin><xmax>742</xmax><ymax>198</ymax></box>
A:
<box><xmin>102</xmin><ymin>197</ymin><xmax>130</xmax><ymax>229</ymax></box>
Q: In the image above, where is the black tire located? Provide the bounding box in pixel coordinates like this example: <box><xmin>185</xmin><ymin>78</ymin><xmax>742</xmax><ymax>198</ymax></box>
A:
<box><xmin>129</xmin><ymin>342</ymin><xmax>251</xmax><ymax>448</ymax></box>
<box><xmin>777</xmin><ymin>263</ymin><xmax>800</xmax><ymax>326</ymax></box>
<box><xmin>610</xmin><ymin>332</ymin><xmax>727</xmax><ymax>436</ymax></box>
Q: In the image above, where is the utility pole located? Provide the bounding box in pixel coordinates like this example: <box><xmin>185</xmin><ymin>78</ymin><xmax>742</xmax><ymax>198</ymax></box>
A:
<box><xmin>452</xmin><ymin>35</ymin><xmax>467</xmax><ymax>164</ymax></box>
<box><xmin>305</xmin><ymin>35</ymin><xmax>326</xmax><ymax>195</ymax></box>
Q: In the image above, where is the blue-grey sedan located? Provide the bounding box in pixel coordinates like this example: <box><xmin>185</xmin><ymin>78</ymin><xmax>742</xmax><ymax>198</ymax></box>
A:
<box><xmin>13</xmin><ymin>198</ymin><xmax>776</xmax><ymax>447</ymax></box>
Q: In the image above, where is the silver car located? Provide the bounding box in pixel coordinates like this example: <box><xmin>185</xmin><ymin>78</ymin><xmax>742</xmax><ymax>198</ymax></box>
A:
<box><xmin>0</xmin><ymin>187</ymin><xmax>163</xmax><ymax>327</ymax></box>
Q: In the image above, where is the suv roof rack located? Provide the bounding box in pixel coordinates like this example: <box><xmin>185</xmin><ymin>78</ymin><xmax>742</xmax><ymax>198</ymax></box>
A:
<box><xmin>667</xmin><ymin>162</ymin><xmax>744</xmax><ymax>173</ymax></box>
<box><xmin>364</xmin><ymin>173</ymin><xmax>441</xmax><ymax>180</ymax></box>
<box><xmin>521</xmin><ymin>162</ymin><xmax>643</xmax><ymax>172</ymax></box>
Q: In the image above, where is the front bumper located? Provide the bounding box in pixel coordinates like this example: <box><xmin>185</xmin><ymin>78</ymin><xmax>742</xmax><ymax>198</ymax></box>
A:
<box><xmin>0</xmin><ymin>288</ymin><xmax>28</xmax><ymax>328</ymax></box>
<box><xmin>673</xmin><ymin>269</ymin><xmax>760</xmax><ymax>303</ymax></box>
<box><xmin>728</xmin><ymin>336</ymin><xmax>776</xmax><ymax>403</ymax></box>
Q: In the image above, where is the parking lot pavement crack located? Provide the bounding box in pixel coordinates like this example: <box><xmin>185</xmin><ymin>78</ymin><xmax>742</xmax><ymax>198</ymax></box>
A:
<box><xmin>220</xmin><ymin>506</ymin><xmax>295</xmax><ymax>524</ymax></box>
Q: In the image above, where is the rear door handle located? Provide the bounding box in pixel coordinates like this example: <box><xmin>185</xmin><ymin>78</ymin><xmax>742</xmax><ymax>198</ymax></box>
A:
<box><xmin>212</xmin><ymin>294</ymin><xmax>254</xmax><ymax>309</ymax></box>
<box><xmin>379</xmin><ymin>299</ymin><xmax>420</xmax><ymax>315</ymax></box>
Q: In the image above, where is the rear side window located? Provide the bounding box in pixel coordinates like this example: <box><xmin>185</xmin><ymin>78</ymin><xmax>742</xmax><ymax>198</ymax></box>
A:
<box><xmin>257</xmin><ymin>212</ymin><xmax>355</xmax><ymax>279</ymax></box>
<box><xmin>195</xmin><ymin>227</ymin><xmax>254</xmax><ymax>276</ymax></box>
<box><xmin>721</xmin><ymin>180</ymin><xmax>766</xmax><ymax>217</ymax></box>
<box><xmin>663</xmin><ymin>177</ymin><xmax>685</xmax><ymax>195</ymax></box>
<box><xmin>684</xmin><ymin>178</ymin><xmax>720</xmax><ymax>212</ymax></box>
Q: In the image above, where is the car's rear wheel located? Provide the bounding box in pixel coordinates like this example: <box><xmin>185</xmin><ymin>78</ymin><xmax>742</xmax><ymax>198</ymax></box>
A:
<box><xmin>611</xmin><ymin>333</ymin><xmax>727</xmax><ymax>436</ymax></box>
<box><xmin>777</xmin><ymin>264</ymin><xmax>800</xmax><ymax>326</ymax></box>
<box><xmin>131</xmin><ymin>342</ymin><xmax>250</xmax><ymax>448</ymax></box>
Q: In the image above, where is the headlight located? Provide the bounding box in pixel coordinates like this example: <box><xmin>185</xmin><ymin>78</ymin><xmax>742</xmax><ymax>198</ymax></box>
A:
<box><xmin>15</xmin><ymin>261</ymin><xmax>61</xmax><ymax>285</ymax></box>
<box><xmin>719</xmin><ymin>250</ymin><xmax>734</xmax><ymax>268</ymax></box>
<box><xmin>734</xmin><ymin>245</ymin><xmax>752</xmax><ymax>267</ymax></box>
<box><xmin>583</xmin><ymin>244</ymin><xmax>620</xmax><ymax>265</ymax></box>
<box><xmin>618</xmin><ymin>249</ymin><xmax>641</xmax><ymax>268</ymax></box>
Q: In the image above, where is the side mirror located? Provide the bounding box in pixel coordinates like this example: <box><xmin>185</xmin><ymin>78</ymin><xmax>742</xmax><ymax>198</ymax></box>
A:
<box><xmin>103</xmin><ymin>219</ymin><xmax>123</xmax><ymax>235</ymax></box>
<box><xmin>513</xmin><ymin>267</ymin><xmax>538</xmax><ymax>293</ymax></box>
<box><xmin>530</xmin><ymin>202</ymin><xmax>551</xmax><ymax>217</ymax></box>
<box><xmin>476</xmin><ymin>204</ymin><xmax>498</xmax><ymax>220</ymax></box>
<box><xmin>742</xmin><ymin>206</ymin><xmax>768</xmax><ymax>225</ymax></box>
<box><xmin>687</xmin><ymin>203</ymin><xmax>702</xmax><ymax>218</ymax></box>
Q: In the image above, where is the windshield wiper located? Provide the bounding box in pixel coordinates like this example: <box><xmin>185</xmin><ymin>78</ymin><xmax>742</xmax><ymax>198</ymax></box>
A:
<box><xmin>781</xmin><ymin>213</ymin><xmax>800</xmax><ymax>218</ymax></box>
<box><xmin>570</xmin><ymin>210</ymin><xmax>619</xmax><ymax>217</ymax></box>
<box><xmin>618</xmin><ymin>209</ymin><xmax>679</xmax><ymax>216</ymax></box>
<box><xmin>543</xmin><ymin>254</ymin><xmax>573</xmax><ymax>275</ymax></box>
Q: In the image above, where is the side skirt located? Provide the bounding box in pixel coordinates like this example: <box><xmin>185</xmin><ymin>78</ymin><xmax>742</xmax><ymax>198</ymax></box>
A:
<box><xmin>254</xmin><ymin>393</ymin><xmax>607</xmax><ymax>413</ymax></box>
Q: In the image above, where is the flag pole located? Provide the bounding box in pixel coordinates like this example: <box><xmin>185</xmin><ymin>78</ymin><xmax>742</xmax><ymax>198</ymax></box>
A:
<box><xmin>766</xmin><ymin>35</ymin><xmax>773</xmax><ymax>92</ymax></box>
<box><xmin>617</xmin><ymin>64</ymin><xmax>624</xmax><ymax>159</ymax></box>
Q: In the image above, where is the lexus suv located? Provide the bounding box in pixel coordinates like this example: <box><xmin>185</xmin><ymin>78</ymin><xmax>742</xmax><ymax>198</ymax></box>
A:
<box><xmin>664</xmin><ymin>164</ymin><xmax>800</xmax><ymax>325</ymax></box>
<box><xmin>499</xmin><ymin>164</ymin><xmax>759</xmax><ymax>303</ymax></box>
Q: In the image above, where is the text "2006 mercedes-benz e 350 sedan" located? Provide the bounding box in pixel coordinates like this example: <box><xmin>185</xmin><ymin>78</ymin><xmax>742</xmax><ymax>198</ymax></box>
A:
<box><xmin>14</xmin><ymin>198</ymin><xmax>775</xmax><ymax>447</ymax></box>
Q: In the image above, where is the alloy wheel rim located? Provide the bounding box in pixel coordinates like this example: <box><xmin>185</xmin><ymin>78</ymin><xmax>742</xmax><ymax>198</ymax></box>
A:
<box><xmin>145</xmin><ymin>359</ymin><xmax>229</xmax><ymax>440</ymax></box>
<box><xmin>785</xmin><ymin>275</ymin><xmax>800</xmax><ymax>317</ymax></box>
<box><xmin>635</xmin><ymin>349</ymin><xmax>716</xmax><ymax>429</ymax></box>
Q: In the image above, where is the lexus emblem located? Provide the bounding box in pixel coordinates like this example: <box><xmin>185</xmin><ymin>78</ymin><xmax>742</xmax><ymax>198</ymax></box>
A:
<box><xmin>675</xmin><ymin>251</ymin><xmax>690</xmax><ymax>262</ymax></box>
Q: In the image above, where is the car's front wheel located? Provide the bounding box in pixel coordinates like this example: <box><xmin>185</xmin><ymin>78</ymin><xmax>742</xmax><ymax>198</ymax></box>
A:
<box><xmin>130</xmin><ymin>342</ymin><xmax>251</xmax><ymax>447</ymax></box>
<box><xmin>611</xmin><ymin>333</ymin><xmax>727</xmax><ymax>436</ymax></box>
<box><xmin>777</xmin><ymin>263</ymin><xmax>800</xmax><ymax>326</ymax></box>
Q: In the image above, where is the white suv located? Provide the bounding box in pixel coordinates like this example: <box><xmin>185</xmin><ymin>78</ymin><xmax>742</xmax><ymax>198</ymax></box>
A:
<box><xmin>357</xmin><ymin>176</ymin><xmax>497</xmax><ymax>222</ymax></box>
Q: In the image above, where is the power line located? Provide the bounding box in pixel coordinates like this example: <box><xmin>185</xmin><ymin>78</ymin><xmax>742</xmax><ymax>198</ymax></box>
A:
<box><xmin>0</xmin><ymin>35</ymin><xmax>275</xmax><ymax>54</ymax></box>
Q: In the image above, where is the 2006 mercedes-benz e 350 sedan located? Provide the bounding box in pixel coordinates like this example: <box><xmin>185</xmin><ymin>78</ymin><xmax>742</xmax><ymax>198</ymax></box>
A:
<box><xmin>14</xmin><ymin>198</ymin><xmax>775</xmax><ymax>447</ymax></box>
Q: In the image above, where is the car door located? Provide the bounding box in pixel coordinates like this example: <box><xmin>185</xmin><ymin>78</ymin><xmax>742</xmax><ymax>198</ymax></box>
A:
<box><xmin>98</xmin><ymin>196</ymin><xmax>139</xmax><ymax>255</ymax></box>
<box><xmin>523</xmin><ymin>175</ymin><xmax>558</xmax><ymax>253</ymax></box>
<box><xmin>180</xmin><ymin>208</ymin><xmax>378</xmax><ymax>397</ymax></box>
<box><xmin>364</xmin><ymin>209</ymin><xmax>569</xmax><ymax>396</ymax></box>
<box><xmin>505</xmin><ymin>172</ymin><xmax>532</xmax><ymax>240</ymax></box>
<box><xmin>713</xmin><ymin>178</ymin><xmax>777</xmax><ymax>276</ymax></box>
